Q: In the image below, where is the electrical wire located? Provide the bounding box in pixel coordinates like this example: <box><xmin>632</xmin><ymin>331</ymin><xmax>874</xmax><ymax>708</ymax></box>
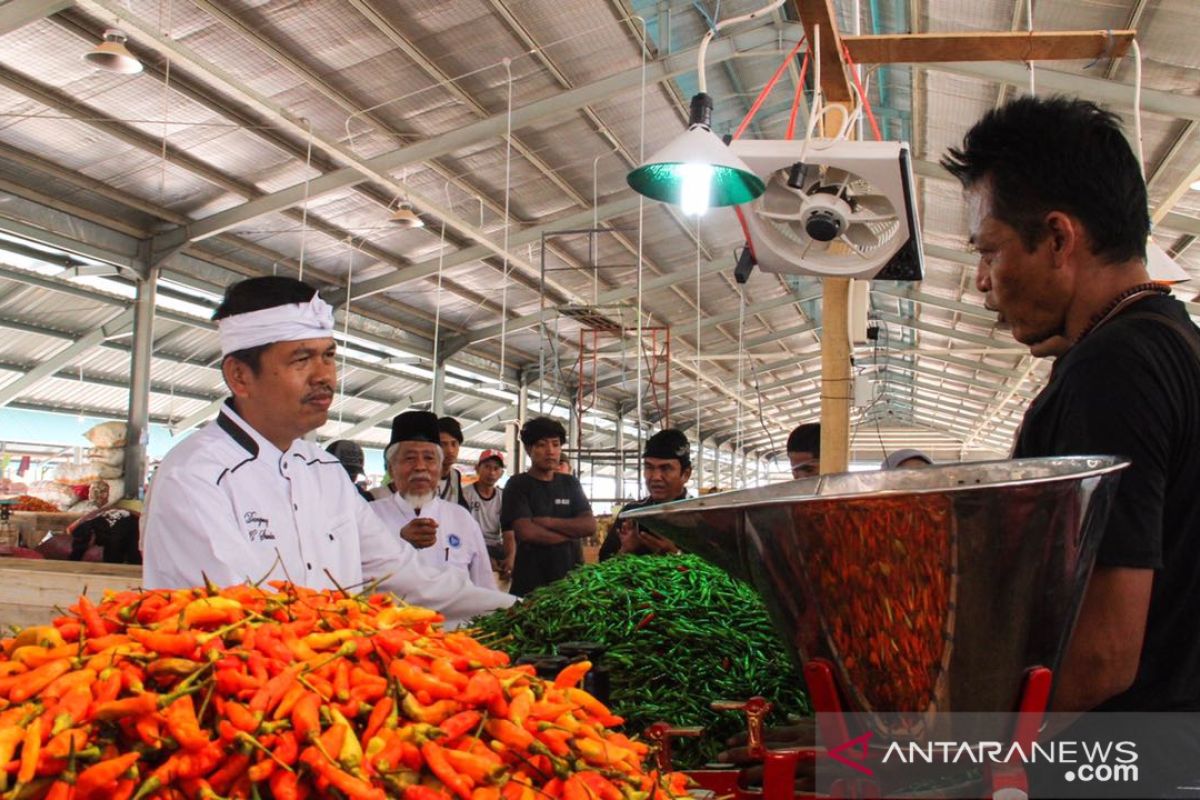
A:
<box><xmin>498</xmin><ymin>59</ymin><xmax>514</xmax><ymax>383</ymax></box>
<box><xmin>696</xmin><ymin>0</ymin><xmax>788</xmax><ymax>94</ymax></box>
<box><xmin>732</xmin><ymin>34</ymin><xmax>807</xmax><ymax>141</ymax></box>
<box><xmin>297</xmin><ymin>119</ymin><xmax>314</xmax><ymax>282</ymax></box>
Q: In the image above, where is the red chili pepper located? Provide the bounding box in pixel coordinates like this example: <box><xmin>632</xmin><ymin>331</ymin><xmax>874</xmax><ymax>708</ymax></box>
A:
<box><xmin>165</xmin><ymin>694</ymin><xmax>209</xmax><ymax>750</ymax></box>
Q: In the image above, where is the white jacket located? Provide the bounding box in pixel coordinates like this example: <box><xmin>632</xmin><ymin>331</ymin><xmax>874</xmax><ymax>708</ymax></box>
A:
<box><xmin>369</xmin><ymin>495</ymin><xmax>496</xmax><ymax>590</ymax></box>
<box><xmin>142</xmin><ymin>401</ymin><xmax>514</xmax><ymax>625</ymax></box>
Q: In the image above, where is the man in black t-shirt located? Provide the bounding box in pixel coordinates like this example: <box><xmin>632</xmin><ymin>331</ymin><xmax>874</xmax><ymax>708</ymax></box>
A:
<box><xmin>944</xmin><ymin>97</ymin><xmax>1200</xmax><ymax>718</ymax></box>
<box><xmin>500</xmin><ymin>416</ymin><xmax>595</xmax><ymax>596</ymax></box>
<box><xmin>943</xmin><ymin>98</ymin><xmax>1200</xmax><ymax>795</ymax></box>
<box><xmin>599</xmin><ymin>428</ymin><xmax>690</xmax><ymax>561</ymax></box>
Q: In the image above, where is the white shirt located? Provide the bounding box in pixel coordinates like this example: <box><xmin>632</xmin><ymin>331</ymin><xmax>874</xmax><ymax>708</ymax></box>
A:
<box><xmin>369</xmin><ymin>495</ymin><xmax>496</xmax><ymax>590</ymax></box>
<box><xmin>142</xmin><ymin>401</ymin><xmax>514</xmax><ymax>625</ymax></box>
<box><xmin>461</xmin><ymin>483</ymin><xmax>504</xmax><ymax>547</ymax></box>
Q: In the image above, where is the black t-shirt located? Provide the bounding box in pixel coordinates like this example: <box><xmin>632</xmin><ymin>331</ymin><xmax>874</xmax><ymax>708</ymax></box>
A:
<box><xmin>501</xmin><ymin>472</ymin><xmax>591</xmax><ymax>596</ymax></box>
<box><xmin>599</xmin><ymin>492</ymin><xmax>688</xmax><ymax>561</ymax></box>
<box><xmin>70</xmin><ymin>509</ymin><xmax>142</xmax><ymax>564</ymax></box>
<box><xmin>1013</xmin><ymin>294</ymin><xmax>1200</xmax><ymax>711</ymax></box>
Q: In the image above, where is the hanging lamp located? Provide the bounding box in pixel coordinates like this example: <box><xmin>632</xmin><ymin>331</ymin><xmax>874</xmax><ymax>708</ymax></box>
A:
<box><xmin>626</xmin><ymin>0</ymin><xmax>785</xmax><ymax>214</ymax></box>
<box><xmin>84</xmin><ymin>29</ymin><xmax>143</xmax><ymax>75</ymax></box>
<box><xmin>390</xmin><ymin>201</ymin><xmax>424</xmax><ymax>229</ymax></box>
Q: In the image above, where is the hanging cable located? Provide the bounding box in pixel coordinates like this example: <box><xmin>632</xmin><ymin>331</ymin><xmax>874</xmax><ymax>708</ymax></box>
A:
<box><xmin>297</xmin><ymin>119</ymin><xmax>315</xmax><ymax>282</ymax></box>
<box><xmin>498</xmin><ymin>59</ymin><xmax>514</xmax><ymax>384</ymax></box>
<box><xmin>785</xmin><ymin>51</ymin><xmax>812</xmax><ymax>140</ymax></box>
<box><xmin>1131</xmin><ymin>39</ymin><xmax>1145</xmax><ymax>173</ymax></box>
<box><xmin>694</xmin><ymin>217</ymin><xmax>702</xmax><ymax>485</ymax></box>
<box><xmin>735</xmin><ymin>284</ymin><xmax>747</xmax><ymax>488</ymax></box>
<box><xmin>732</xmin><ymin>34</ymin><xmax>807</xmax><ymax>140</ymax></box>
<box><xmin>696</xmin><ymin>0</ymin><xmax>788</xmax><ymax>94</ymax></box>
<box><xmin>337</xmin><ymin>238</ymin><xmax>356</xmax><ymax>426</ymax></box>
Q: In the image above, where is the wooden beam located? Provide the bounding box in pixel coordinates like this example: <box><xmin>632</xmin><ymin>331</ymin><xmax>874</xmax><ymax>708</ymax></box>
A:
<box><xmin>843</xmin><ymin>30</ymin><xmax>1134</xmax><ymax>64</ymax></box>
<box><xmin>792</xmin><ymin>0</ymin><xmax>854</xmax><ymax>103</ymax></box>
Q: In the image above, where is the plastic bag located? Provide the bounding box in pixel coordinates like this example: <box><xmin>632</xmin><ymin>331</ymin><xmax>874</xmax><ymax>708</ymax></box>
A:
<box><xmin>84</xmin><ymin>421</ymin><xmax>127</xmax><ymax>448</ymax></box>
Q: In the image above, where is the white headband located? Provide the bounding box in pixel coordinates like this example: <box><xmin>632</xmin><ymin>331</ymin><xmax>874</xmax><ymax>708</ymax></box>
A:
<box><xmin>218</xmin><ymin>293</ymin><xmax>335</xmax><ymax>356</ymax></box>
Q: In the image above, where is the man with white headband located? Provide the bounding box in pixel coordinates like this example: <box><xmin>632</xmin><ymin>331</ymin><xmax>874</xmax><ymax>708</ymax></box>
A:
<box><xmin>142</xmin><ymin>276</ymin><xmax>515</xmax><ymax>624</ymax></box>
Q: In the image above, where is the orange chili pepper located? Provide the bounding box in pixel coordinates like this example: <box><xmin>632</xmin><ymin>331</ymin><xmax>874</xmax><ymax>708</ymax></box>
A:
<box><xmin>552</xmin><ymin>660</ymin><xmax>591</xmax><ymax>690</ymax></box>
<box><xmin>16</xmin><ymin>717</ymin><xmax>41</xmax><ymax>785</ymax></box>
<box><xmin>421</xmin><ymin>741</ymin><xmax>473</xmax><ymax>800</ymax></box>
<box><xmin>291</xmin><ymin>692</ymin><xmax>322</xmax><ymax>742</ymax></box>
<box><xmin>93</xmin><ymin>693</ymin><xmax>159</xmax><ymax>721</ymax></box>
<box><xmin>75</xmin><ymin>752</ymin><xmax>140</xmax><ymax>800</ymax></box>
<box><xmin>7</xmin><ymin>658</ymin><xmax>73</xmax><ymax>703</ymax></box>
<box><xmin>165</xmin><ymin>694</ymin><xmax>209</xmax><ymax>750</ymax></box>
<box><xmin>76</xmin><ymin>595</ymin><xmax>108</xmax><ymax>639</ymax></box>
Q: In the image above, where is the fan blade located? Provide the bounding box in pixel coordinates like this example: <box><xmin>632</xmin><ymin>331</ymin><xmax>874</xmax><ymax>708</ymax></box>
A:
<box><xmin>844</xmin><ymin>223</ymin><xmax>881</xmax><ymax>251</ymax></box>
<box><xmin>851</xmin><ymin>193</ymin><xmax>896</xmax><ymax>219</ymax></box>
<box><xmin>759</xmin><ymin>181</ymin><xmax>807</xmax><ymax>220</ymax></box>
<box><xmin>823</xmin><ymin>167</ymin><xmax>852</xmax><ymax>188</ymax></box>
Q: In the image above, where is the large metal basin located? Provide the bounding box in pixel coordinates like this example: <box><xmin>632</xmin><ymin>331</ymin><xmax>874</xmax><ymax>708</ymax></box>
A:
<box><xmin>624</xmin><ymin>456</ymin><xmax>1126</xmax><ymax>741</ymax></box>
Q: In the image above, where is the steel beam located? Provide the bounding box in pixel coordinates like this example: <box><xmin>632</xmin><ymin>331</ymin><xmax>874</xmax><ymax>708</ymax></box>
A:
<box><xmin>0</xmin><ymin>0</ymin><xmax>71</xmax><ymax>34</ymax></box>
<box><xmin>0</xmin><ymin>308</ymin><xmax>135</xmax><ymax>407</ymax></box>
<box><xmin>124</xmin><ymin>265</ymin><xmax>158</xmax><ymax>498</ymax></box>
<box><xmin>147</xmin><ymin>23</ymin><xmax>794</xmax><ymax>249</ymax></box>
<box><xmin>932</xmin><ymin>61</ymin><xmax>1200</xmax><ymax>122</ymax></box>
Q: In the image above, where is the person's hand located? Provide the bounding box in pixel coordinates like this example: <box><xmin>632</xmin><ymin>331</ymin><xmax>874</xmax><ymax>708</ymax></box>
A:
<box><xmin>717</xmin><ymin>721</ymin><xmax>816</xmax><ymax>789</ymax></box>
<box><xmin>501</xmin><ymin>553</ymin><xmax>515</xmax><ymax>579</ymax></box>
<box><xmin>400</xmin><ymin>517</ymin><xmax>438</xmax><ymax>549</ymax></box>
<box><xmin>636</xmin><ymin>530</ymin><xmax>679</xmax><ymax>555</ymax></box>
<box><xmin>617</xmin><ymin>520</ymin><xmax>641</xmax><ymax>554</ymax></box>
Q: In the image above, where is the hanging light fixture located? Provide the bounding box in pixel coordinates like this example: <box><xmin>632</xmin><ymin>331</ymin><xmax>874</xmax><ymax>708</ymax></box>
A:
<box><xmin>84</xmin><ymin>29</ymin><xmax>143</xmax><ymax>75</ymax></box>
<box><xmin>389</xmin><ymin>200</ymin><xmax>424</xmax><ymax>229</ymax></box>
<box><xmin>626</xmin><ymin>0</ymin><xmax>784</xmax><ymax>214</ymax></box>
<box><xmin>1146</xmin><ymin>239</ymin><xmax>1190</xmax><ymax>284</ymax></box>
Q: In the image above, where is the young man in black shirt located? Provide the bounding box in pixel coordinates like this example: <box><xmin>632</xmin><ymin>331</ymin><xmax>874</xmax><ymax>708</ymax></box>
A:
<box><xmin>500</xmin><ymin>416</ymin><xmax>595</xmax><ymax>596</ymax></box>
<box><xmin>944</xmin><ymin>97</ymin><xmax>1200</xmax><ymax>792</ymax></box>
<box><xmin>599</xmin><ymin>428</ymin><xmax>690</xmax><ymax>560</ymax></box>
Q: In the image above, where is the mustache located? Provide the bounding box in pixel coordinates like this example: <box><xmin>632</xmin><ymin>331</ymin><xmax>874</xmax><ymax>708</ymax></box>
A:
<box><xmin>302</xmin><ymin>385</ymin><xmax>334</xmax><ymax>402</ymax></box>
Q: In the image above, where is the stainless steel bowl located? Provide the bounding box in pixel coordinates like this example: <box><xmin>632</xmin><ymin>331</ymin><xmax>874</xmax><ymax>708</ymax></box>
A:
<box><xmin>624</xmin><ymin>456</ymin><xmax>1127</xmax><ymax>741</ymax></box>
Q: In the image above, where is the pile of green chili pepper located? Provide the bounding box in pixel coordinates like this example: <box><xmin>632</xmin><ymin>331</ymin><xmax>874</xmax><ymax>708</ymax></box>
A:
<box><xmin>472</xmin><ymin>554</ymin><xmax>810</xmax><ymax>768</ymax></box>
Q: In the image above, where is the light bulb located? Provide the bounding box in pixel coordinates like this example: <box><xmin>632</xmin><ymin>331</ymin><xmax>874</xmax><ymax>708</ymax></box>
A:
<box><xmin>679</xmin><ymin>163</ymin><xmax>713</xmax><ymax>217</ymax></box>
<box><xmin>1191</xmin><ymin>179</ymin><xmax>1200</xmax><ymax>192</ymax></box>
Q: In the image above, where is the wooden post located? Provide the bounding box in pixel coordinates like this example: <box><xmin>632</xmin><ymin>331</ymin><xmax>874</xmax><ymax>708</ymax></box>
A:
<box><xmin>820</xmin><ymin>277</ymin><xmax>852</xmax><ymax>473</ymax></box>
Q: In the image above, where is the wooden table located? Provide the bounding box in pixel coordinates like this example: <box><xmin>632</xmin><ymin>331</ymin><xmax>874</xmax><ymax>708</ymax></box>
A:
<box><xmin>0</xmin><ymin>558</ymin><xmax>142</xmax><ymax>629</ymax></box>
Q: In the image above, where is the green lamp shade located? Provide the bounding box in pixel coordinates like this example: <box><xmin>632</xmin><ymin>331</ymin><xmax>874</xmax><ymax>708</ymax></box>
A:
<box><xmin>627</xmin><ymin>125</ymin><xmax>766</xmax><ymax>209</ymax></box>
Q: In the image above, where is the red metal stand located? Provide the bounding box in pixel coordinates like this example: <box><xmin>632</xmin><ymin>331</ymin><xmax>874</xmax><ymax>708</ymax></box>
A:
<box><xmin>675</xmin><ymin>662</ymin><xmax>1054</xmax><ymax>799</ymax></box>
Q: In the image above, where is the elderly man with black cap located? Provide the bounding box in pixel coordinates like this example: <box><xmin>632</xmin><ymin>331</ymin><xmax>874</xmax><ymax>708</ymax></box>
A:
<box><xmin>370</xmin><ymin>412</ymin><xmax>495</xmax><ymax>590</ymax></box>
<box><xmin>501</xmin><ymin>416</ymin><xmax>595</xmax><ymax>596</ymax></box>
<box><xmin>599</xmin><ymin>428</ymin><xmax>690</xmax><ymax>561</ymax></box>
<box><xmin>142</xmin><ymin>277</ymin><xmax>514</xmax><ymax>624</ymax></box>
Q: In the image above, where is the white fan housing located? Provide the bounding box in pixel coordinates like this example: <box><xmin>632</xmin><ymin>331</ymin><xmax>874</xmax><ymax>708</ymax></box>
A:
<box><xmin>729</xmin><ymin>138</ymin><xmax>924</xmax><ymax>280</ymax></box>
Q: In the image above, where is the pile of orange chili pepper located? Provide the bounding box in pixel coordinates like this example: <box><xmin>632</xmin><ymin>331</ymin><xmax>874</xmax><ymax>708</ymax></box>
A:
<box><xmin>0</xmin><ymin>581</ymin><xmax>690</xmax><ymax>800</ymax></box>
<box><xmin>8</xmin><ymin>496</ymin><xmax>60</xmax><ymax>513</ymax></box>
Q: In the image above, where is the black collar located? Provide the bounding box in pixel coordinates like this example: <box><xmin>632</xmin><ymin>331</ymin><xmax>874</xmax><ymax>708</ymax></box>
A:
<box><xmin>217</xmin><ymin>399</ymin><xmax>260</xmax><ymax>458</ymax></box>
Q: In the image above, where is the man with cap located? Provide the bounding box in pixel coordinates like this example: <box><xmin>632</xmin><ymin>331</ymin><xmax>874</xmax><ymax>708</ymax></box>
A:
<box><xmin>462</xmin><ymin>450</ymin><xmax>514</xmax><ymax>584</ymax></box>
<box><xmin>599</xmin><ymin>428</ymin><xmax>690</xmax><ymax>561</ymax></box>
<box><xmin>436</xmin><ymin>417</ymin><xmax>470</xmax><ymax>511</ymax></box>
<box><xmin>881</xmin><ymin>449</ymin><xmax>933</xmax><ymax>470</ymax></box>
<box><xmin>370</xmin><ymin>412</ymin><xmax>495</xmax><ymax>590</ymax></box>
<box><xmin>501</xmin><ymin>416</ymin><xmax>595</xmax><ymax>596</ymax></box>
<box><xmin>142</xmin><ymin>276</ymin><xmax>513</xmax><ymax>624</ymax></box>
<box><xmin>786</xmin><ymin>423</ymin><xmax>821</xmax><ymax>479</ymax></box>
<box><xmin>325</xmin><ymin>439</ymin><xmax>374</xmax><ymax>502</ymax></box>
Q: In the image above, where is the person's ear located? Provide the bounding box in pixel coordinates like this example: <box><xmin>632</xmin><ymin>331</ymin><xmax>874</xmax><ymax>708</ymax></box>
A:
<box><xmin>1043</xmin><ymin>211</ymin><xmax>1080</xmax><ymax>267</ymax></box>
<box><xmin>222</xmin><ymin>356</ymin><xmax>254</xmax><ymax>399</ymax></box>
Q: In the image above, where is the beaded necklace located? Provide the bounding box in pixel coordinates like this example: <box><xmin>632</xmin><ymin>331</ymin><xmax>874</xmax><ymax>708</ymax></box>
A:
<box><xmin>1072</xmin><ymin>282</ymin><xmax>1170</xmax><ymax>345</ymax></box>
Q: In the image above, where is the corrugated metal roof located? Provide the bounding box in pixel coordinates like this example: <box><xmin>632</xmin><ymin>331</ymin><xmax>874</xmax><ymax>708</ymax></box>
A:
<box><xmin>0</xmin><ymin>0</ymin><xmax>1194</xmax><ymax>474</ymax></box>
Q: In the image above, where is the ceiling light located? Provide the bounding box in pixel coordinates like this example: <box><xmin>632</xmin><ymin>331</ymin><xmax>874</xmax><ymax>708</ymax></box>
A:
<box><xmin>84</xmin><ymin>29</ymin><xmax>143</xmax><ymax>75</ymax></box>
<box><xmin>389</xmin><ymin>202</ymin><xmax>424</xmax><ymax>229</ymax></box>
<box><xmin>1190</xmin><ymin>179</ymin><xmax>1200</xmax><ymax>192</ymax></box>
<box><xmin>627</xmin><ymin>93</ymin><xmax>765</xmax><ymax>215</ymax></box>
